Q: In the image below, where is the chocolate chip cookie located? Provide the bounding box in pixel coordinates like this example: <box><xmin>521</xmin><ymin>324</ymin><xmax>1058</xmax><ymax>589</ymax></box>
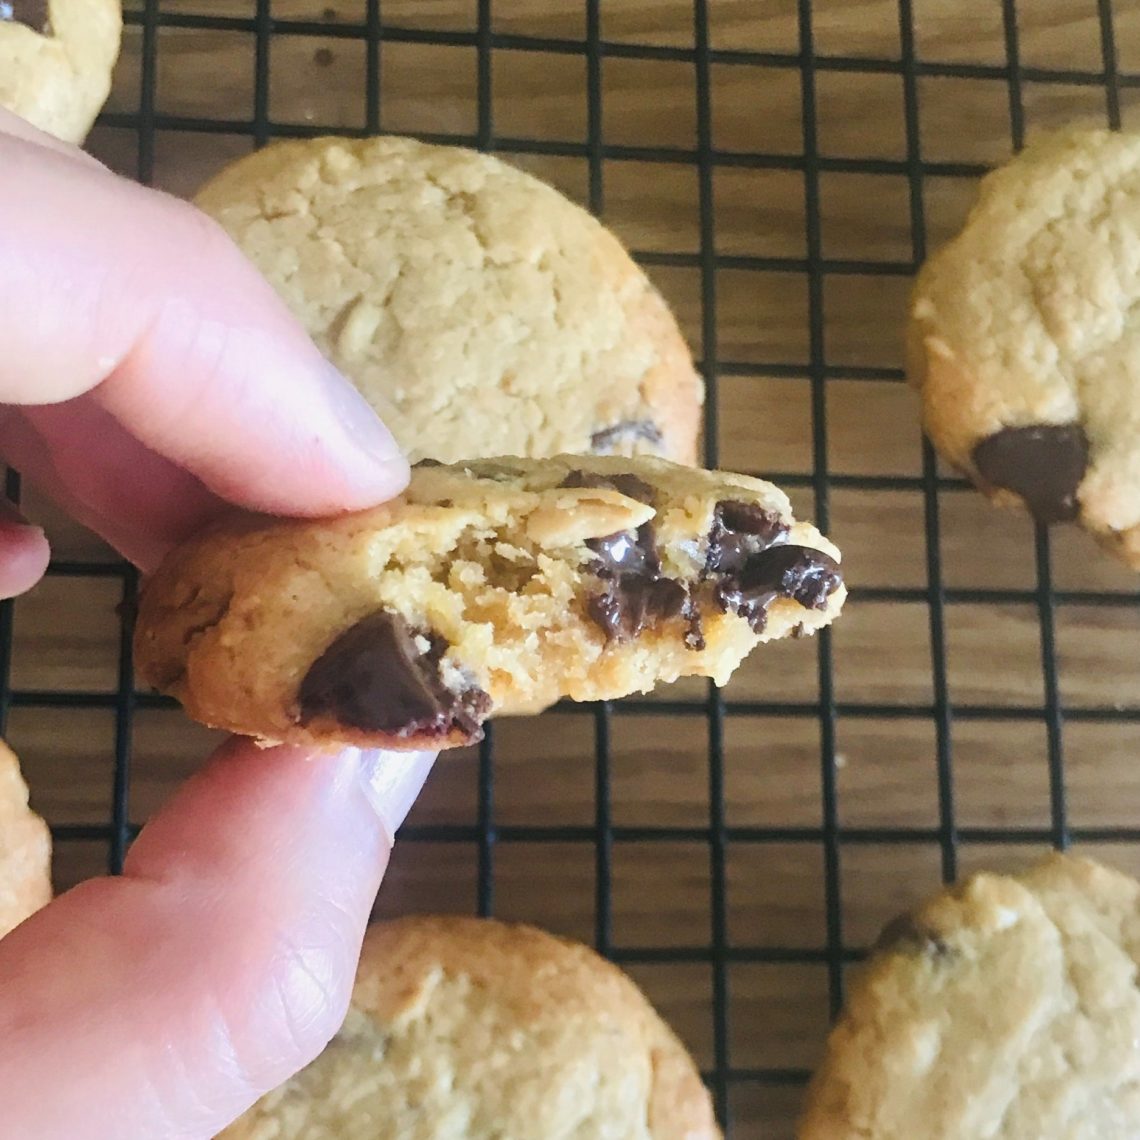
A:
<box><xmin>220</xmin><ymin>915</ymin><xmax>720</xmax><ymax>1140</ymax></box>
<box><xmin>195</xmin><ymin>135</ymin><xmax>703</xmax><ymax>466</ymax></box>
<box><xmin>909</xmin><ymin>127</ymin><xmax>1140</xmax><ymax>567</ymax></box>
<box><xmin>799</xmin><ymin>853</ymin><xmax>1140</xmax><ymax>1140</ymax></box>
<box><xmin>0</xmin><ymin>740</ymin><xmax>51</xmax><ymax>939</ymax></box>
<box><xmin>0</xmin><ymin>0</ymin><xmax>121</xmax><ymax>144</ymax></box>
<box><xmin>134</xmin><ymin>455</ymin><xmax>844</xmax><ymax>750</ymax></box>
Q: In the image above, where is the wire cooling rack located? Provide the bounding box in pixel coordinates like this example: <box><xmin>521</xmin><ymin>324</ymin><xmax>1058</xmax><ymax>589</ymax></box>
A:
<box><xmin>9</xmin><ymin>2</ymin><xmax>1140</xmax><ymax>1137</ymax></box>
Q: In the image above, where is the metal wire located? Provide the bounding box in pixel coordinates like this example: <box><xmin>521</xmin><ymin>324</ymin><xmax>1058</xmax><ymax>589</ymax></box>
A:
<box><xmin>691</xmin><ymin>0</ymin><xmax>733</xmax><ymax>1119</ymax></box>
<box><xmin>13</xmin><ymin>1</ymin><xmax>1140</xmax><ymax>1134</ymax></box>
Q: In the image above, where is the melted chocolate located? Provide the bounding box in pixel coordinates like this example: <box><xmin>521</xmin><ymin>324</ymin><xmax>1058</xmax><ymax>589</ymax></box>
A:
<box><xmin>298</xmin><ymin>610</ymin><xmax>490</xmax><ymax>741</ymax></box>
<box><xmin>715</xmin><ymin>544</ymin><xmax>842</xmax><ymax>633</ymax></box>
<box><xmin>972</xmin><ymin>423</ymin><xmax>1088</xmax><ymax>524</ymax></box>
<box><xmin>0</xmin><ymin>0</ymin><xmax>51</xmax><ymax>34</ymax></box>
<box><xmin>874</xmin><ymin>913</ymin><xmax>954</xmax><ymax>961</ymax></box>
<box><xmin>590</xmin><ymin>419</ymin><xmax>664</xmax><ymax>453</ymax></box>
<box><xmin>588</xmin><ymin>575</ymin><xmax>687</xmax><ymax>642</ymax></box>
<box><xmin>561</xmin><ymin>473</ymin><xmax>841</xmax><ymax>643</ymax></box>
<box><xmin>590</xmin><ymin>529</ymin><xmax>656</xmax><ymax>576</ymax></box>
<box><xmin>567</xmin><ymin>470</ymin><xmax>662</xmax><ymax>577</ymax></box>
<box><xmin>705</xmin><ymin>499</ymin><xmax>789</xmax><ymax>574</ymax></box>
<box><xmin>562</xmin><ymin>470</ymin><xmax>693</xmax><ymax>643</ymax></box>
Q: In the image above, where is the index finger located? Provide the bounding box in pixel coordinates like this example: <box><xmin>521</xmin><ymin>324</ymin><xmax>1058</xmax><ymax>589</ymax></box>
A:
<box><xmin>0</xmin><ymin>127</ymin><xmax>408</xmax><ymax>524</ymax></box>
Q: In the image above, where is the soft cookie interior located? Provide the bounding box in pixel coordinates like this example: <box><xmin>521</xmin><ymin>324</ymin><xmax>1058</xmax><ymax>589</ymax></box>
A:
<box><xmin>135</xmin><ymin>456</ymin><xmax>845</xmax><ymax>750</ymax></box>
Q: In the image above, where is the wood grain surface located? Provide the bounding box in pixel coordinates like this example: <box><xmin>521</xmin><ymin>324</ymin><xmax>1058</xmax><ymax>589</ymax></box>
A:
<box><xmin>10</xmin><ymin>2</ymin><xmax>1140</xmax><ymax>1137</ymax></box>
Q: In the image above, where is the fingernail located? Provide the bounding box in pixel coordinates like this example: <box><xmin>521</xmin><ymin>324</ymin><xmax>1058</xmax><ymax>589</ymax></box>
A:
<box><xmin>321</xmin><ymin>362</ymin><xmax>406</xmax><ymax>466</ymax></box>
<box><xmin>355</xmin><ymin>748</ymin><xmax>437</xmax><ymax>845</ymax></box>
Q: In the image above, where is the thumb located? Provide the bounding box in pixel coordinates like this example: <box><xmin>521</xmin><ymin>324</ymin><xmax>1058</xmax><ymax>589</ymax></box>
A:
<box><xmin>0</xmin><ymin>739</ymin><xmax>436</xmax><ymax>1140</ymax></box>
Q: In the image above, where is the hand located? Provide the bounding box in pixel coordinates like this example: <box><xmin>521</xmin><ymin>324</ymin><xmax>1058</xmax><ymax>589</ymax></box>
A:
<box><xmin>0</xmin><ymin>111</ymin><xmax>433</xmax><ymax>1139</ymax></box>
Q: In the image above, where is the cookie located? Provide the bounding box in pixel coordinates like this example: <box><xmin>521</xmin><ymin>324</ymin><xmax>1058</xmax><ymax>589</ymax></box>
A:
<box><xmin>0</xmin><ymin>740</ymin><xmax>51</xmax><ymax>939</ymax></box>
<box><xmin>908</xmin><ymin>127</ymin><xmax>1140</xmax><ymax>567</ymax></box>
<box><xmin>133</xmin><ymin>455</ymin><xmax>845</xmax><ymax>750</ymax></box>
<box><xmin>799</xmin><ymin>853</ymin><xmax>1140</xmax><ymax>1140</ymax></box>
<box><xmin>194</xmin><ymin>135</ymin><xmax>704</xmax><ymax>466</ymax></box>
<box><xmin>0</xmin><ymin>0</ymin><xmax>121</xmax><ymax>144</ymax></box>
<box><xmin>220</xmin><ymin>915</ymin><xmax>720</xmax><ymax>1140</ymax></box>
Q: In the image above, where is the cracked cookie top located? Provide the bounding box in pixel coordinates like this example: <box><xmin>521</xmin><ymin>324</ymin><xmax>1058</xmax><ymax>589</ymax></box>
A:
<box><xmin>908</xmin><ymin>126</ymin><xmax>1140</xmax><ymax>567</ymax></box>
<box><xmin>800</xmin><ymin>853</ymin><xmax>1140</xmax><ymax>1140</ymax></box>
<box><xmin>196</xmin><ymin>135</ymin><xmax>704</xmax><ymax>466</ymax></box>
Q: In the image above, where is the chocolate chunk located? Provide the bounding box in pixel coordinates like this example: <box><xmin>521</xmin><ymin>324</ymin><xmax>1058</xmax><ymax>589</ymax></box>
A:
<box><xmin>715</xmin><ymin>544</ymin><xmax>842</xmax><ymax>633</ymax></box>
<box><xmin>972</xmin><ymin>424</ymin><xmax>1089</xmax><ymax>524</ymax></box>
<box><xmin>412</xmin><ymin>458</ymin><xmax>442</xmax><ymax>468</ymax></box>
<box><xmin>874</xmin><ymin>913</ymin><xmax>954</xmax><ymax>961</ymax></box>
<box><xmin>589</xmin><ymin>529</ymin><xmax>657</xmax><ymax>577</ymax></box>
<box><xmin>717</xmin><ymin>500</ymin><xmax>787</xmax><ymax>541</ymax></box>
<box><xmin>561</xmin><ymin>470</ymin><xmax>695</xmax><ymax>643</ymax></box>
<box><xmin>299</xmin><ymin>610</ymin><xmax>490</xmax><ymax>741</ymax></box>
<box><xmin>588</xmin><ymin>574</ymin><xmax>688</xmax><ymax>642</ymax></box>
<box><xmin>0</xmin><ymin>1</ymin><xmax>51</xmax><ymax>34</ymax></box>
<box><xmin>705</xmin><ymin>499</ymin><xmax>789</xmax><ymax>574</ymax></box>
<box><xmin>560</xmin><ymin>471</ymin><xmax>657</xmax><ymax>569</ymax></box>
<box><xmin>590</xmin><ymin>419</ymin><xmax>664</xmax><ymax>453</ymax></box>
<box><xmin>561</xmin><ymin>469</ymin><xmax>656</xmax><ymax>505</ymax></box>
<box><xmin>584</xmin><ymin>534</ymin><xmax>690</xmax><ymax>642</ymax></box>
<box><xmin>576</xmin><ymin>481</ymin><xmax>660</xmax><ymax>577</ymax></box>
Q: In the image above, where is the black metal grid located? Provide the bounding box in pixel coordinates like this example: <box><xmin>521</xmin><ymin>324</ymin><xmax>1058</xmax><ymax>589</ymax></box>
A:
<box><xmin>10</xmin><ymin>2</ymin><xmax>1140</xmax><ymax>1136</ymax></box>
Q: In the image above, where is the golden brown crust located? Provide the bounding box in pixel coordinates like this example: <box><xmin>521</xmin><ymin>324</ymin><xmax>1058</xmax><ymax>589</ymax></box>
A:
<box><xmin>623</xmin><ymin>279</ymin><xmax>705</xmax><ymax>467</ymax></box>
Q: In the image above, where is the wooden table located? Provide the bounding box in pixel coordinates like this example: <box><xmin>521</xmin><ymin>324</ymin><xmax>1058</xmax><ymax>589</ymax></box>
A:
<box><xmin>12</xmin><ymin>2</ymin><xmax>1140</xmax><ymax>1135</ymax></box>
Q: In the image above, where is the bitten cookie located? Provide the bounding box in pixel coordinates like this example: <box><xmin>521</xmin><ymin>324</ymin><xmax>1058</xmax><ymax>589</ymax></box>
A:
<box><xmin>799</xmin><ymin>853</ymin><xmax>1140</xmax><ymax>1140</ymax></box>
<box><xmin>0</xmin><ymin>740</ymin><xmax>51</xmax><ymax>939</ymax></box>
<box><xmin>220</xmin><ymin>915</ymin><xmax>720</xmax><ymax>1140</ymax></box>
<box><xmin>134</xmin><ymin>455</ymin><xmax>844</xmax><ymax>750</ymax></box>
<box><xmin>0</xmin><ymin>0</ymin><xmax>121</xmax><ymax>144</ymax></box>
<box><xmin>195</xmin><ymin>135</ymin><xmax>704</xmax><ymax>465</ymax></box>
<box><xmin>909</xmin><ymin>127</ymin><xmax>1140</xmax><ymax>567</ymax></box>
